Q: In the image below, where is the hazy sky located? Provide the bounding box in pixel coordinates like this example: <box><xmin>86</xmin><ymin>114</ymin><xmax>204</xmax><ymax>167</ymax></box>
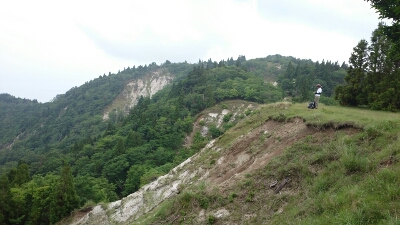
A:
<box><xmin>0</xmin><ymin>0</ymin><xmax>382</xmax><ymax>103</ymax></box>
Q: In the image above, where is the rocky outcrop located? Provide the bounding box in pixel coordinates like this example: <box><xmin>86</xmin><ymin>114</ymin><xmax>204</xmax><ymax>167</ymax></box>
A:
<box><xmin>103</xmin><ymin>69</ymin><xmax>174</xmax><ymax>120</ymax></box>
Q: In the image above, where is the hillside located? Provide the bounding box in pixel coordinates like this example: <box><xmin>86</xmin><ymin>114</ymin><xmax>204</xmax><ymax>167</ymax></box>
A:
<box><xmin>0</xmin><ymin>55</ymin><xmax>349</xmax><ymax>225</ymax></box>
<box><xmin>61</xmin><ymin>102</ymin><xmax>400</xmax><ymax>224</ymax></box>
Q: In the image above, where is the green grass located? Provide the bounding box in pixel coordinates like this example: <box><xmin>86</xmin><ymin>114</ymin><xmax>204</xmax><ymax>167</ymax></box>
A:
<box><xmin>134</xmin><ymin>102</ymin><xmax>400</xmax><ymax>224</ymax></box>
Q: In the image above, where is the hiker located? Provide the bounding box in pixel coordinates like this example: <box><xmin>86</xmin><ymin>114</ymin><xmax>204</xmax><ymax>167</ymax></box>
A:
<box><xmin>314</xmin><ymin>84</ymin><xmax>322</xmax><ymax>109</ymax></box>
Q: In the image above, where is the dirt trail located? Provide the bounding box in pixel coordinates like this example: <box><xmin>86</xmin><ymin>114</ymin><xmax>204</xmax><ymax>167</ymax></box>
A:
<box><xmin>184</xmin><ymin>114</ymin><xmax>204</xmax><ymax>147</ymax></box>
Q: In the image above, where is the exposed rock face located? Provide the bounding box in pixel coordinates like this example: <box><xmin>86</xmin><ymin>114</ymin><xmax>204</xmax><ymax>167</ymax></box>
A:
<box><xmin>71</xmin><ymin>156</ymin><xmax>199</xmax><ymax>225</ymax></box>
<box><xmin>103</xmin><ymin>70</ymin><xmax>174</xmax><ymax>120</ymax></box>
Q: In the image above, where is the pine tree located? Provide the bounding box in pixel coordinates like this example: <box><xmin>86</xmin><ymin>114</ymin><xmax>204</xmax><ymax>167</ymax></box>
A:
<box><xmin>335</xmin><ymin>40</ymin><xmax>369</xmax><ymax>106</ymax></box>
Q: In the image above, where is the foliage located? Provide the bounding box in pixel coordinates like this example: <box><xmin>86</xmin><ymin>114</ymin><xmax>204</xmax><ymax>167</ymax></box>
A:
<box><xmin>277</xmin><ymin>58</ymin><xmax>347</xmax><ymax>102</ymax></box>
<box><xmin>335</xmin><ymin>23</ymin><xmax>400</xmax><ymax>110</ymax></box>
<box><xmin>365</xmin><ymin>0</ymin><xmax>400</xmax><ymax>59</ymax></box>
<box><xmin>0</xmin><ymin>164</ymin><xmax>80</xmax><ymax>225</ymax></box>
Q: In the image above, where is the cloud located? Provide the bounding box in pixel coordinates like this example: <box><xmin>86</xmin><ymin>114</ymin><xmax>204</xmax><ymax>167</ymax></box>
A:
<box><xmin>75</xmin><ymin>0</ymin><xmax>243</xmax><ymax>64</ymax></box>
<box><xmin>78</xmin><ymin>25</ymin><xmax>217</xmax><ymax>64</ymax></box>
<box><xmin>0</xmin><ymin>0</ymin><xmax>383</xmax><ymax>102</ymax></box>
<box><xmin>257</xmin><ymin>0</ymin><xmax>380</xmax><ymax>39</ymax></box>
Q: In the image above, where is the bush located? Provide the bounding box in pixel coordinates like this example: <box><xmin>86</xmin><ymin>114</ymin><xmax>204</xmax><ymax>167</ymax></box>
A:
<box><xmin>320</xmin><ymin>97</ymin><xmax>339</xmax><ymax>106</ymax></box>
<box><xmin>209</xmin><ymin>125</ymin><xmax>224</xmax><ymax>138</ymax></box>
<box><xmin>223</xmin><ymin>113</ymin><xmax>233</xmax><ymax>122</ymax></box>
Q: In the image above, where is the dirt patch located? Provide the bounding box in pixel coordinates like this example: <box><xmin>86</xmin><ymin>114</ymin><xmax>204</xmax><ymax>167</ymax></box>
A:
<box><xmin>184</xmin><ymin>114</ymin><xmax>205</xmax><ymax>147</ymax></box>
<box><xmin>206</xmin><ymin>118</ymin><xmax>358</xmax><ymax>190</ymax></box>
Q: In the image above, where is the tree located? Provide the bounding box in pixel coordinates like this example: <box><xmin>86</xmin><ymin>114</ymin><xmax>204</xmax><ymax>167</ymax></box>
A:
<box><xmin>335</xmin><ymin>40</ymin><xmax>369</xmax><ymax>106</ymax></box>
<box><xmin>0</xmin><ymin>175</ymin><xmax>13</xmax><ymax>225</ymax></box>
<box><xmin>114</xmin><ymin>138</ymin><xmax>126</xmax><ymax>155</ymax></box>
<box><xmin>125</xmin><ymin>130</ymin><xmax>144</xmax><ymax>149</ymax></box>
<box><xmin>297</xmin><ymin>75</ymin><xmax>311</xmax><ymax>102</ymax></box>
<box><xmin>364</xmin><ymin>23</ymin><xmax>393</xmax><ymax>109</ymax></box>
<box><xmin>123</xmin><ymin>164</ymin><xmax>150</xmax><ymax>195</ymax></box>
<box><xmin>49</xmin><ymin>164</ymin><xmax>80</xmax><ymax>224</ymax></box>
<box><xmin>102</xmin><ymin>155</ymin><xmax>129</xmax><ymax>194</ymax></box>
<box><xmin>74</xmin><ymin>175</ymin><xmax>117</xmax><ymax>205</ymax></box>
<box><xmin>365</xmin><ymin>0</ymin><xmax>400</xmax><ymax>60</ymax></box>
<box><xmin>11</xmin><ymin>163</ymin><xmax>30</xmax><ymax>187</ymax></box>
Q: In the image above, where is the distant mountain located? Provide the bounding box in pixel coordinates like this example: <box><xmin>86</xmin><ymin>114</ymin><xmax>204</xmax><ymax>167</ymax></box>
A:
<box><xmin>0</xmin><ymin>61</ymin><xmax>193</xmax><ymax>172</ymax></box>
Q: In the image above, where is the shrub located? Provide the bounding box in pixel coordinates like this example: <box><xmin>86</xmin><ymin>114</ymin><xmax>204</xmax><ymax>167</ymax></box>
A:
<box><xmin>223</xmin><ymin>113</ymin><xmax>233</xmax><ymax>122</ymax></box>
<box><xmin>209</xmin><ymin>125</ymin><xmax>224</xmax><ymax>138</ymax></box>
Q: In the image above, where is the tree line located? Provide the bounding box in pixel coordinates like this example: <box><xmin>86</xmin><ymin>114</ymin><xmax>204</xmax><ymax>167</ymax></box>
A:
<box><xmin>335</xmin><ymin>1</ymin><xmax>400</xmax><ymax>110</ymax></box>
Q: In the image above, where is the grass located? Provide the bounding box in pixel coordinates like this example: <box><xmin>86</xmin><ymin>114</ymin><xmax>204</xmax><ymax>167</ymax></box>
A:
<box><xmin>134</xmin><ymin>102</ymin><xmax>400</xmax><ymax>224</ymax></box>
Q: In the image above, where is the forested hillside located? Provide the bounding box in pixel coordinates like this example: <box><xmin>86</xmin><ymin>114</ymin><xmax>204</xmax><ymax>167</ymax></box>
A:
<box><xmin>0</xmin><ymin>44</ymin><xmax>395</xmax><ymax>224</ymax></box>
<box><xmin>0</xmin><ymin>54</ymin><xmax>349</xmax><ymax>224</ymax></box>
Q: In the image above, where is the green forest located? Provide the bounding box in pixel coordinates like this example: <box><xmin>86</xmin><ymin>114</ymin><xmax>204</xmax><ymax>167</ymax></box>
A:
<box><xmin>0</xmin><ymin>1</ymin><xmax>398</xmax><ymax>224</ymax></box>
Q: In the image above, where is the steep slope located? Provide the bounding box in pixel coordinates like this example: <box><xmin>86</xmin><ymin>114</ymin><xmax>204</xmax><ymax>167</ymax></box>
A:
<box><xmin>102</xmin><ymin>69</ymin><xmax>174</xmax><ymax>120</ymax></box>
<box><xmin>62</xmin><ymin>102</ymin><xmax>362</xmax><ymax>224</ymax></box>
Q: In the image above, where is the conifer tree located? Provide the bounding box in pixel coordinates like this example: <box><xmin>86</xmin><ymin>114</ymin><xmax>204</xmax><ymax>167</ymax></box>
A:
<box><xmin>49</xmin><ymin>164</ymin><xmax>80</xmax><ymax>224</ymax></box>
<box><xmin>365</xmin><ymin>0</ymin><xmax>400</xmax><ymax>60</ymax></box>
<box><xmin>335</xmin><ymin>40</ymin><xmax>369</xmax><ymax>106</ymax></box>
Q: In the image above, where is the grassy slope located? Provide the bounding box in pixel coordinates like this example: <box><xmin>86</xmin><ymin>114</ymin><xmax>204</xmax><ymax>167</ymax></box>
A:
<box><xmin>135</xmin><ymin>102</ymin><xmax>400</xmax><ymax>225</ymax></box>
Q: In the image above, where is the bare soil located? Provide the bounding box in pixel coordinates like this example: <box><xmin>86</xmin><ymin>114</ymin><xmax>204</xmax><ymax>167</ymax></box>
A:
<box><xmin>205</xmin><ymin>118</ymin><xmax>358</xmax><ymax>190</ymax></box>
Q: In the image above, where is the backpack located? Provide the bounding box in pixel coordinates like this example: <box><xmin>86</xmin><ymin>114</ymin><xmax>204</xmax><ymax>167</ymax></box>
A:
<box><xmin>308</xmin><ymin>101</ymin><xmax>315</xmax><ymax>109</ymax></box>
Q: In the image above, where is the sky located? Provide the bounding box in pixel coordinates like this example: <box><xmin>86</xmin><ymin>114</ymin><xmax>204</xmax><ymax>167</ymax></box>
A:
<box><xmin>0</xmin><ymin>0</ymin><xmax>383</xmax><ymax>103</ymax></box>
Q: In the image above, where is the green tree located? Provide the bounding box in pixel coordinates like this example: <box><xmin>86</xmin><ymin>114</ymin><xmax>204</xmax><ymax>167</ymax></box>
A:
<box><xmin>74</xmin><ymin>175</ymin><xmax>117</xmax><ymax>205</ymax></box>
<box><xmin>114</xmin><ymin>138</ymin><xmax>126</xmax><ymax>155</ymax></box>
<box><xmin>0</xmin><ymin>175</ymin><xmax>13</xmax><ymax>225</ymax></box>
<box><xmin>297</xmin><ymin>75</ymin><xmax>311</xmax><ymax>102</ymax></box>
<box><xmin>365</xmin><ymin>0</ymin><xmax>400</xmax><ymax>59</ymax></box>
<box><xmin>123</xmin><ymin>164</ymin><xmax>150</xmax><ymax>195</ymax></box>
<box><xmin>335</xmin><ymin>40</ymin><xmax>369</xmax><ymax>106</ymax></box>
<box><xmin>125</xmin><ymin>130</ymin><xmax>144</xmax><ymax>149</ymax></box>
<box><xmin>49</xmin><ymin>164</ymin><xmax>80</xmax><ymax>224</ymax></box>
<box><xmin>102</xmin><ymin>155</ymin><xmax>129</xmax><ymax>194</ymax></box>
<box><xmin>25</xmin><ymin>174</ymin><xmax>58</xmax><ymax>225</ymax></box>
<box><xmin>9</xmin><ymin>163</ymin><xmax>30</xmax><ymax>187</ymax></box>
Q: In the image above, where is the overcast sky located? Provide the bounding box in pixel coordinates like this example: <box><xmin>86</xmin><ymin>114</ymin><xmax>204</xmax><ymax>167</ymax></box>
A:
<box><xmin>0</xmin><ymin>0</ymin><xmax>382</xmax><ymax>103</ymax></box>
